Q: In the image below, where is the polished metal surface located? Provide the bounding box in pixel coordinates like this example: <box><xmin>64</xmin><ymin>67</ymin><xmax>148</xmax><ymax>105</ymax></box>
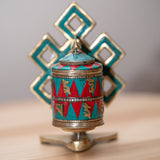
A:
<box><xmin>60</xmin><ymin>59</ymin><xmax>95</xmax><ymax>65</ymax></box>
<box><xmin>53</xmin><ymin>118</ymin><xmax>104</xmax><ymax>131</ymax></box>
<box><xmin>40</xmin><ymin>132</ymin><xmax>117</xmax><ymax>152</ymax></box>
<box><xmin>52</xmin><ymin>96</ymin><xmax>103</xmax><ymax>102</ymax></box>
<box><xmin>52</xmin><ymin>67</ymin><xmax>102</xmax><ymax>78</ymax></box>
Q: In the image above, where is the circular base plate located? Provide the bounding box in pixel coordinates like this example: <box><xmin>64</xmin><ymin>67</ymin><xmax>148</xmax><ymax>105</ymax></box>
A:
<box><xmin>40</xmin><ymin>132</ymin><xmax>117</xmax><ymax>152</ymax></box>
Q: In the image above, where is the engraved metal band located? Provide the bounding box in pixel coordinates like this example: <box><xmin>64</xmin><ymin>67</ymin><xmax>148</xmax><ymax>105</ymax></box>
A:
<box><xmin>52</xmin><ymin>67</ymin><xmax>102</xmax><ymax>75</ymax></box>
<box><xmin>52</xmin><ymin>73</ymin><xmax>103</xmax><ymax>78</ymax></box>
<box><xmin>60</xmin><ymin>59</ymin><xmax>95</xmax><ymax>65</ymax></box>
<box><xmin>53</xmin><ymin>118</ymin><xmax>103</xmax><ymax>129</ymax></box>
<box><xmin>52</xmin><ymin>96</ymin><xmax>103</xmax><ymax>102</ymax></box>
<box><xmin>52</xmin><ymin>67</ymin><xmax>102</xmax><ymax>78</ymax></box>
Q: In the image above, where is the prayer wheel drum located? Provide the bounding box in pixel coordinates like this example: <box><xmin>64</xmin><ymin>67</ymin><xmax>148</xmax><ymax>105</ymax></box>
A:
<box><xmin>51</xmin><ymin>43</ymin><xmax>104</xmax><ymax>132</ymax></box>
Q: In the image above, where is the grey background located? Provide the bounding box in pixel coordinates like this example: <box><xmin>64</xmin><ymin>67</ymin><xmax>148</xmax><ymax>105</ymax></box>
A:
<box><xmin>0</xmin><ymin>0</ymin><xmax>160</xmax><ymax>103</ymax></box>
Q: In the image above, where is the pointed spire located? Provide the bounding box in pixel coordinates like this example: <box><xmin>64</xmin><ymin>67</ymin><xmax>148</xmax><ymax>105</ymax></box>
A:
<box><xmin>71</xmin><ymin>39</ymin><xmax>82</xmax><ymax>54</ymax></box>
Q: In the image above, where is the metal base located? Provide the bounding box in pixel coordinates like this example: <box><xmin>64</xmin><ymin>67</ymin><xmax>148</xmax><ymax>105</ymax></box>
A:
<box><xmin>40</xmin><ymin>132</ymin><xmax>117</xmax><ymax>152</ymax></box>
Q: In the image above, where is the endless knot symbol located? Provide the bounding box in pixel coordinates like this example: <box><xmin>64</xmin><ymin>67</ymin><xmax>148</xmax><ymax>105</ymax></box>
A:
<box><xmin>29</xmin><ymin>2</ymin><xmax>125</xmax><ymax>105</ymax></box>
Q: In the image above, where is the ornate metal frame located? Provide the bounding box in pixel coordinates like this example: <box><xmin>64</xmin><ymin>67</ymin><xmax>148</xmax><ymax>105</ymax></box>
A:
<box><xmin>29</xmin><ymin>2</ymin><xmax>125</xmax><ymax>106</ymax></box>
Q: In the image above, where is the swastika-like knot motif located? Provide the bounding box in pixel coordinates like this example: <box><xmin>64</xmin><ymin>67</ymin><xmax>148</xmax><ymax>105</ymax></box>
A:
<box><xmin>29</xmin><ymin>2</ymin><xmax>125</xmax><ymax>106</ymax></box>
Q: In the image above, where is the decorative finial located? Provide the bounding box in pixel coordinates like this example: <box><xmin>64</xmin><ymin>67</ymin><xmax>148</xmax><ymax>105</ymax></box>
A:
<box><xmin>71</xmin><ymin>39</ymin><xmax>82</xmax><ymax>54</ymax></box>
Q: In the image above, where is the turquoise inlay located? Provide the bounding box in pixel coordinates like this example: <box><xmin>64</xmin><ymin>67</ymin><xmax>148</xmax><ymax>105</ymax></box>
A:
<box><xmin>31</xmin><ymin>38</ymin><xmax>71</xmax><ymax>105</ymax></box>
<box><xmin>59</xmin><ymin>6</ymin><xmax>92</xmax><ymax>39</ymax></box>
<box><xmin>66</xmin><ymin>103</ymin><xmax>77</xmax><ymax>120</ymax></box>
<box><xmin>63</xmin><ymin>78</ymin><xmax>73</xmax><ymax>97</ymax></box>
<box><xmin>79</xmin><ymin>102</ymin><xmax>100</xmax><ymax>120</ymax></box>
<box><xmin>33</xmin><ymin>69</ymin><xmax>52</xmax><ymax>105</ymax></box>
<box><xmin>89</xmin><ymin>37</ymin><xmax>122</xmax><ymax>68</ymax></box>
<box><xmin>78</xmin><ymin>102</ymin><xmax>86</xmax><ymax>120</ymax></box>
<box><xmin>60</xmin><ymin>52</ymin><xmax>94</xmax><ymax>63</ymax></box>
<box><xmin>53</xmin><ymin>77</ymin><xmax>73</xmax><ymax>96</ymax></box>
<box><xmin>90</xmin><ymin>77</ymin><xmax>97</xmax><ymax>97</ymax></box>
<box><xmin>32</xmin><ymin>39</ymin><xmax>71</xmax><ymax>72</ymax></box>
<box><xmin>103</xmin><ymin>66</ymin><xmax>123</xmax><ymax>103</ymax></box>
<box><xmin>75</xmin><ymin>64</ymin><xmax>100</xmax><ymax>70</ymax></box>
<box><xmin>66</xmin><ymin>65</ymin><xmax>71</xmax><ymax>70</ymax></box>
<box><xmin>92</xmin><ymin>63</ymin><xmax>102</xmax><ymax>69</ymax></box>
<box><xmin>76</xmin><ymin>65</ymin><xmax>90</xmax><ymax>70</ymax></box>
<box><xmin>52</xmin><ymin>101</ymin><xmax>56</xmax><ymax>118</ymax></box>
<box><xmin>99</xmin><ymin>76</ymin><xmax>103</xmax><ymax>94</ymax></box>
<box><xmin>74</xmin><ymin>78</ymin><xmax>87</xmax><ymax>97</ymax></box>
<box><xmin>56</xmin><ymin>105</ymin><xmax>66</xmax><ymax>120</ymax></box>
<box><xmin>52</xmin><ymin>64</ymin><xmax>71</xmax><ymax>70</ymax></box>
<box><xmin>52</xmin><ymin>64</ymin><xmax>60</xmax><ymax>69</ymax></box>
<box><xmin>91</xmin><ymin>102</ymin><xmax>99</xmax><ymax>119</ymax></box>
<box><xmin>52</xmin><ymin>63</ymin><xmax>101</xmax><ymax>70</ymax></box>
<box><xmin>53</xmin><ymin>77</ymin><xmax>62</xmax><ymax>96</ymax></box>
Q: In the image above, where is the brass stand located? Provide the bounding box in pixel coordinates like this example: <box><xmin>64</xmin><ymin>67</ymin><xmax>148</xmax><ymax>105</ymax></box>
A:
<box><xmin>40</xmin><ymin>132</ymin><xmax>117</xmax><ymax>152</ymax></box>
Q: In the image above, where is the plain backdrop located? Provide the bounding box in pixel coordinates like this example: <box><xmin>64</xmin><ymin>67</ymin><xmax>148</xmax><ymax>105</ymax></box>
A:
<box><xmin>0</xmin><ymin>0</ymin><xmax>160</xmax><ymax>103</ymax></box>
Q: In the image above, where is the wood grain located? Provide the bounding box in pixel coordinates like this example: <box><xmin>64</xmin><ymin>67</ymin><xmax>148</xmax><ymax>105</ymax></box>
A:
<box><xmin>0</xmin><ymin>93</ymin><xmax>160</xmax><ymax>160</ymax></box>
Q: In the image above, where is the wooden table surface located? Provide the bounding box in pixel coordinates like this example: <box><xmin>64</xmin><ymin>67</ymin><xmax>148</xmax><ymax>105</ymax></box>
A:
<box><xmin>0</xmin><ymin>93</ymin><xmax>160</xmax><ymax>160</ymax></box>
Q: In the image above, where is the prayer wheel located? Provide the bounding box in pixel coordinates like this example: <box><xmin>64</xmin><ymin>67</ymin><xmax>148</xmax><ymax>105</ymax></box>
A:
<box><xmin>51</xmin><ymin>41</ymin><xmax>104</xmax><ymax>132</ymax></box>
<box><xmin>29</xmin><ymin>2</ymin><xmax>125</xmax><ymax>152</ymax></box>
